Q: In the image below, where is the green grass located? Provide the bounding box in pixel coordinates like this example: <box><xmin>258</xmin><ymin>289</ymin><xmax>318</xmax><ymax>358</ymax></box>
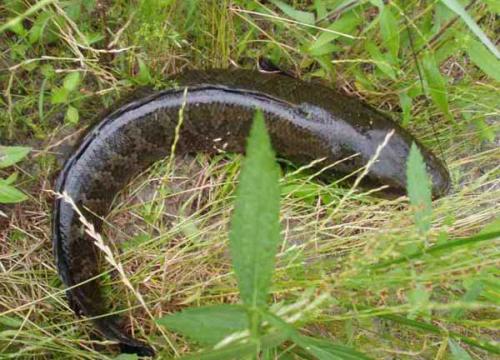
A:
<box><xmin>1</xmin><ymin>0</ymin><xmax>499</xmax><ymax>359</ymax></box>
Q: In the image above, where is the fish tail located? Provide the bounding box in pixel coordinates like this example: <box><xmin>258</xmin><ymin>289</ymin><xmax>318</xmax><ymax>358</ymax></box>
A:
<box><xmin>93</xmin><ymin>317</ymin><xmax>155</xmax><ymax>357</ymax></box>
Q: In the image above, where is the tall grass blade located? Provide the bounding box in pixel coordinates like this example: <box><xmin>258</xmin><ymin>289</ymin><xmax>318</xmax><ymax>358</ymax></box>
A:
<box><xmin>379</xmin><ymin>5</ymin><xmax>400</xmax><ymax>62</ymax></box>
<box><xmin>0</xmin><ymin>0</ymin><xmax>56</xmax><ymax>34</ymax></box>
<box><xmin>466</xmin><ymin>39</ymin><xmax>500</xmax><ymax>81</ymax></box>
<box><xmin>440</xmin><ymin>0</ymin><xmax>500</xmax><ymax>59</ymax></box>
<box><xmin>406</xmin><ymin>143</ymin><xmax>432</xmax><ymax>234</ymax></box>
<box><xmin>369</xmin><ymin>230</ymin><xmax>500</xmax><ymax>269</ymax></box>
<box><xmin>422</xmin><ymin>53</ymin><xmax>452</xmax><ymax>120</ymax></box>
<box><xmin>381</xmin><ymin>315</ymin><xmax>500</xmax><ymax>354</ymax></box>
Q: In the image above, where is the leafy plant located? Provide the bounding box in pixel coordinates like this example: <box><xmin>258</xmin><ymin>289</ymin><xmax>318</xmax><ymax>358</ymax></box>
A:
<box><xmin>51</xmin><ymin>71</ymin><xmax>82</xmax><ymax>124</ymax></box>
<box><xmin>157</xmin><ymin>111</ymin><xmax>371</xmax><ymax>359</ymax></box>
<box><xmin>0</xmin><ymin>146</ymin><xmax>31</xmax><ymax>203</ymax></box>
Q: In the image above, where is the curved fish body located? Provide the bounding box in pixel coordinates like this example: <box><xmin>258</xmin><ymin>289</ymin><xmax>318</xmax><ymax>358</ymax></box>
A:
<box><xmin>53</xmin><ymin>69</ymin><xmax>450</xmax><ymax>356</ymax></box>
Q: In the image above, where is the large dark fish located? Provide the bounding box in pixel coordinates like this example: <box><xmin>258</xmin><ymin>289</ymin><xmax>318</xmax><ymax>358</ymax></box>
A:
<box><xmin>52</xmin><ymin>69</ymin><xmax>450</xmax><ymax>356</ymax></box>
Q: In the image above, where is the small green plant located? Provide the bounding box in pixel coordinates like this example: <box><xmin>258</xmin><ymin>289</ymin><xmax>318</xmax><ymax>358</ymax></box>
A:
<box><xmin>0</xmin><ymin>146</ymin><xmax>31</xmax><ymax>203</ymax></box>
<box><xmin>51</xmin><ymin>71</ymin><xmax>82</xmax><ymax>125</ymax></box>
<box><xmin>156</xmin><ymin>111</ymin><xmax>371</xmax><ymax>359</ymax></box>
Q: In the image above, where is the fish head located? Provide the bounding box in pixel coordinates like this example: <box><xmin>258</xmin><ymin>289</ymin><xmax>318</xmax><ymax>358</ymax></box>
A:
<box><xmin>365</xmin><ymin>127</ymin><xmax>451</xmax><ymax>198</ymax></box>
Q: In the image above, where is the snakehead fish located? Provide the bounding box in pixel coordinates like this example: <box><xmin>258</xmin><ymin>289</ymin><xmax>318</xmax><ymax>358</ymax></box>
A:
<box><xmin>52</xmin><ymin>69</ymin><xmax>450</xmax><ymax>356</ymax></box>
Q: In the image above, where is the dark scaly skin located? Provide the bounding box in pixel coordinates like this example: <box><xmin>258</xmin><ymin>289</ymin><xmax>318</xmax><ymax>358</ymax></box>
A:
<box><xmin>53</xmin><ymin>69</ymin><xmax>450</xmax><ymax>356</ymax></box>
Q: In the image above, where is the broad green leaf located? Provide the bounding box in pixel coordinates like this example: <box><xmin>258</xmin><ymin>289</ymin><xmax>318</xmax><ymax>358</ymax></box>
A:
<box><xmin>65</xmin><ymin>105</ymin><xmax>79</xmax><ymax>124</ymax></box>
<box><xmin>0</xmin><ymin>183</ymin><xmax>28</xmax><ymax>203</ymax></box>
<box><xmin>449</xmin><ymin>340</ymin><xmax>473</xmax><ymax>360</ymax></box>
<box><xmin>51</xmin><ymin>87</ymin><xmax>69</xmax><ymax>104</ymax></box>
<box><xmin>229</xmin><ymin>110</ymin><xmax>281</xmax><ymax>308</ymax></box>
<box><xmin>422</xmin><ymin>53</ymin><xmax>452</xmax><ymax>120</ymax></box>
<box><xmin>0</xmin><ymin>146</ymin><xmax>31</xmax><ymax>168</ymax></box>
<box><xmin>365</xmin><ymin>42</ymin><xmax>397</xmax><ymax>80</ymax></box>
<box><xmin>379</xmin><ymin>5</ymin><xmax>400</xmax><ymax>61</ymax></box>
<box><xmin>294</xmin><ymin>335</ymin><xmax>373</xmax><ymax>360</ymax></box>
<box><xmin>406</xmin><ymin>143</ymin><xmax>432</xmax><ymax>234</ymax></box>
<box><xmin>466</xmin><ymin>38</ymin><xmax>500</xmax><ymax>81</ymax></box>
<box><xmin>440</xmin><ymin>0</ymin><xmax>499</xmax><ymax>59</ymax></box>
<box><xmin>156</xmin><ymin>305</ymin><xmax>248</xmax><ymax>345</ymax></box>
<box><xmin>63</xmin><ymin>72</ymin><xmax>81</xmax><ymax>92</ymax></box>
<box><xmin>269</xmin><ymin>0</ymin><xmax>315</xmax><ymax>25</ymax></box>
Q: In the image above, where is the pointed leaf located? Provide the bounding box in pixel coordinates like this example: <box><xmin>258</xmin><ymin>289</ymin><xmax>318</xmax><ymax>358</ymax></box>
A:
<box><xmin>0</xmin><ymin>184</ymin><xmax>28</xmax><ymax>203</ymax></box>
<box><xmin>379</xmin><ymin>5</ymin><xmax>400</xmax><ymax>61</ymax></box>
<box><xmin>0</xmin><ymin>146</ymin><xmax>31</xmax><ymax>168</ymax></box>
<box><xmin>308</xmin><ymin>11</ymin><xmax>360</xmax><ymax>53</ymax></box>
<box><xmin>156</xmin><ymin>305</ymin><xmax>248</xmax><ymax>345</ymax></box>
<box><xmin>229</xmin><ymin>110</ymin><xmax>281</xmax><ymax>308</ymax></box>
<box><xmin>422</xmin><ymin>53</ymin><xmax>452</xmax><ymax>120</ymax></box>
<box><xmin>365</xmin><ymin>42</ymin><xmax>397</xmax><ymax>80</ymax></box>
<box><xmin>269</xmin><ymin>0</ymin><xmax>315</xmax><ymax>25</ymax></box>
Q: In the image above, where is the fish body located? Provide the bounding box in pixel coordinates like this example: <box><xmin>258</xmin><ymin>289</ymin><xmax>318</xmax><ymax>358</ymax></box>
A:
<box><xmin>53</xmin><ymin>69</ymin><xmax>450</xmax><ymax>356</ymax></box>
